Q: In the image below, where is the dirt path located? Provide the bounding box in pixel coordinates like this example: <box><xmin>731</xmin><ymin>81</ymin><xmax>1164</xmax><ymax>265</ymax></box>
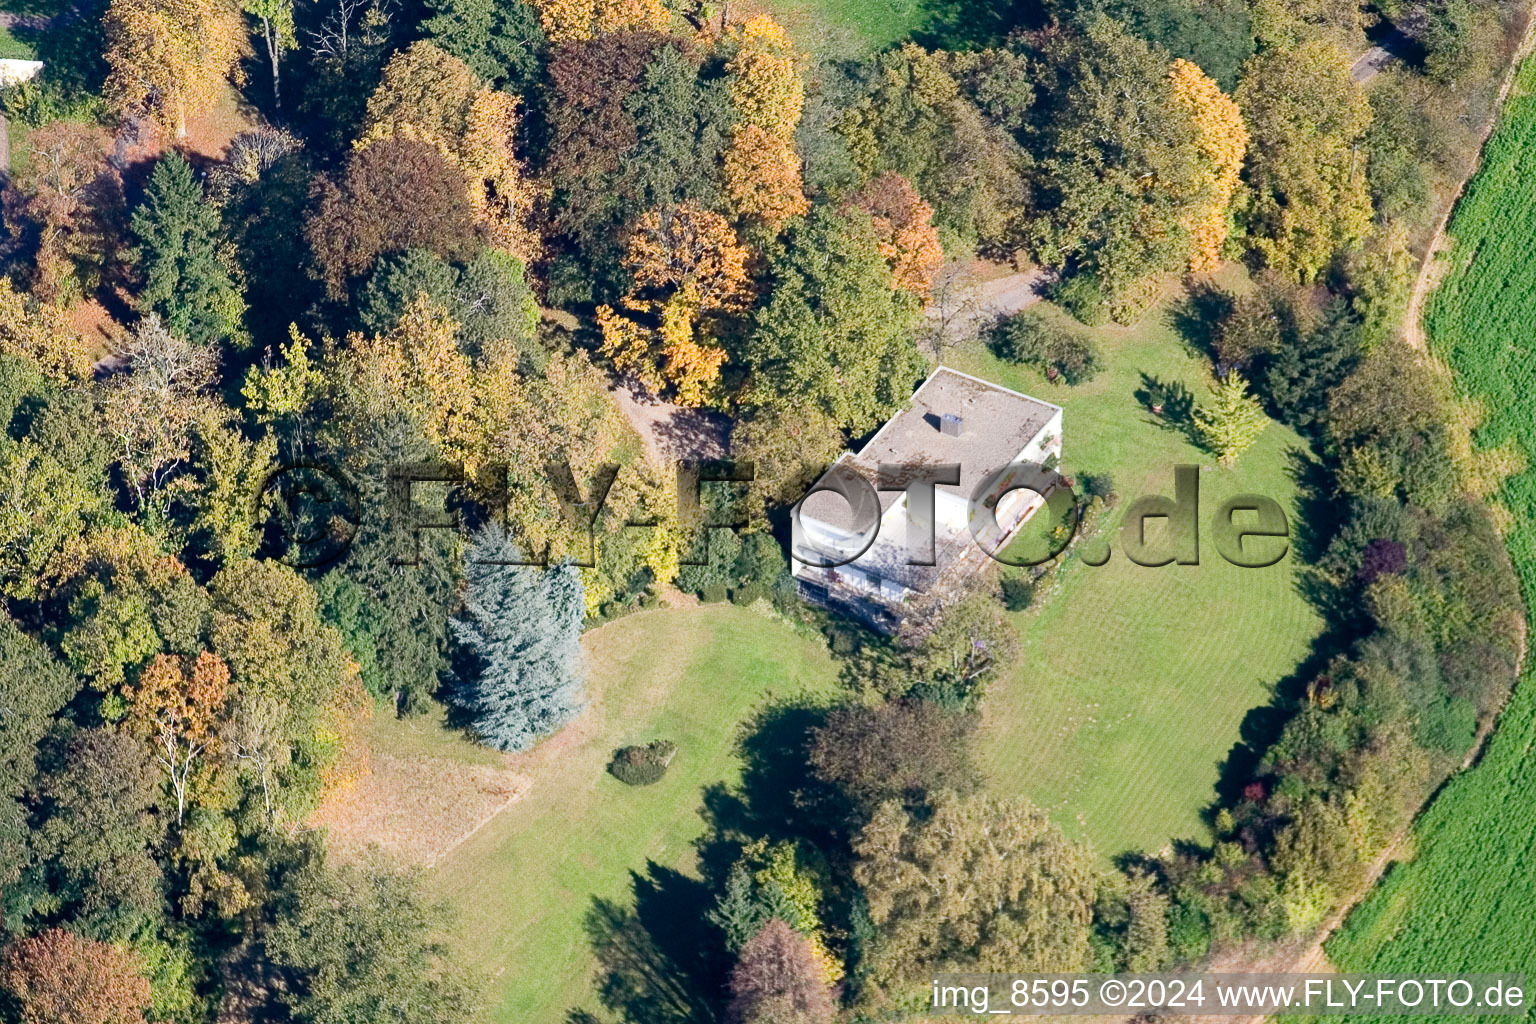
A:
<box><xmin>610</xmin><ymin>382</ymin><xmax>731</xmax><ymax>464</ymax></box>
<box><xmin>1351</xmin><ymin>45</ymin><xmax>1392</xmax><ymax>83</ymax></box>
<box><xmin>925</xmin><ymin>266</ymin><xmax>1053</xmax><ymax>344</ymax></box>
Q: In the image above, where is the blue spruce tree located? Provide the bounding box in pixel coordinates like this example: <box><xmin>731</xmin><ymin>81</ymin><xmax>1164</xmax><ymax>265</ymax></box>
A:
<box><xmin>452</xmin><ymin>524</ymin><xmax>586</xmax><ymax>751</ymax></box>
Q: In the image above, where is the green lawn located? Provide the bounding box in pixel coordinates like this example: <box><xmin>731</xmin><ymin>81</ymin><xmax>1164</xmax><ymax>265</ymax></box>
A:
<box><xmin>759</xmin><ymin>0</ymin><xmax>929</xmax><ymax>53</ymax></box>
<box><xmin>0</xmin><ymin>24</ymin><xmax>35</xmax><ymax>59</ymax></box>
<box><xmin>414</xmin><ymin>604</ymin><xmax>840</xmax><ymax>1023</ymax></box>
<box><xmin>949</xmin><ymin>278</ymin><xmax>1327</xmax><ymax>857</ymax></box>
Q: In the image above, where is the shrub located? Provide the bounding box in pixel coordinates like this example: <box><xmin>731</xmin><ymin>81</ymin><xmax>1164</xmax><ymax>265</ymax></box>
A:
<box><xmin>1000</xmin><ymin>574</ymin><xmax>1034</xmax><ymax>611</ymax></box>
<box><xmin>1051</xmin><ymin>332</ymin><xmax>1103</xmax><ymax>384</ymax></box>
<box><xmin>990</xmin><ymin>309</ymin><xmax>1103</xmax><ymax>385</ymax></box>
<box><xmin>701</xmin><ymin>583</ymin><xmax>729</xmax><ymax>603</ymax></box>
<box><xmin>1050</xmin><ymin>272</ymin><xmax>1109</xmax><ymax>326</ymax></box>
<box><xmin>730</xmin><ymin>583</ymin><xmax>765</xmax><ymax>605</ymax></box>
<box><xmin>608</xmin><ymin>740</ymin><xmax>678</xmax><ymax>786</ymax></box>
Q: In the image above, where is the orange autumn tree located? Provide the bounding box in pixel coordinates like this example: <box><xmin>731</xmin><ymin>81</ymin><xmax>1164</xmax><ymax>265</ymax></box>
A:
<box><xmin>720</xmin><ymin>15</ymin><xmax>809</xmax><ymax>225</ymax></box>
<box><xmin>0</xmin><ymin>929</ymin><xmax>152</xmax><ymax>1024</ymax></box>
<box><xmin>1168</xmin><ymin>58</ymin><xmax>1249</xmax><ymax>272</ymax></box>
<box><xmin>531</xmin><ymin>0</ymin><xmax>670</xmax><ymax>44</ymax></box>
<box><xmin>598</xmin><ymin>204</ymin><xmax>750</xmax><ymax>405</ymax></box>
<box><xmin>127</xmin><ymin>650</ymin><xmax>231</xmax><ymax>825</ymax></box>
<box><xmin>104</xmin><ymin>0</ymin><xmax>247</xmax><ymax>137</ymax></box>
<box><xmin>844</xmin><ymin>172</ymin><xmax>943</xmax><ymax>301</ymax></box>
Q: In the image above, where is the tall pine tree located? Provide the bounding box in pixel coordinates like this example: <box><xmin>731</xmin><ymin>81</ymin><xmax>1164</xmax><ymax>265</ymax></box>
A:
<box><xmin>452</xmin><ymin>524</ymin><xmax>586</xmax><ymax>751</ymax></box>
<box><xmin>131</xmin><ymin>152</ymin><xmax>245</xmax><ymax>346</ymax></box>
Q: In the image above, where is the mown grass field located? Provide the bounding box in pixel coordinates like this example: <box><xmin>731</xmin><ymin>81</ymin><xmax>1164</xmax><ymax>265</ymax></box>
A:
<box><xmin>411</xmin><ymin>604</ymin><xmax>841</xmax><ymax>1023</ymax></box>
<box><xmin>1325</xmin><ymin>57</ymin><xmax>1536</xmax><ymax>1009</ymax></box>
<box><xmin>949</xmin><ymin>274</ymin><xmax>1327</xmax><ymax>857</ymax></box>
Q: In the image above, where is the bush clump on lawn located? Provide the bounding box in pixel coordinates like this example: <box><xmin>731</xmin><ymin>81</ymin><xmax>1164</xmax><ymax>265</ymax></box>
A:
<box><xmin>608</xmin><ymin>740</ymin><xmax>678</xmax><ymax>786</ymax></box>
<box><xmin>1048</xmin><ymin>273</ymin><xmax>1109</xmax><ymax>326</ymax></box>
<box><xmin>990</xmin><ymin>308</ymin><xmax>1103</xmax><ymax>385</ymax></box>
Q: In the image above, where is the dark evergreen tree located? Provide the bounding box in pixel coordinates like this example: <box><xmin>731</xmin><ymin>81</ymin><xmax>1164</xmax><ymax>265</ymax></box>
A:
<box><xmin>130</xmin><ymin>151</ymin><xmax>244</xmax><ymax>346</ymax></box>
<box><xmin>1264</xmin><ymin>297</ymin><xmax>1362</xmax><ymax>431</ymax></box>
<box><xmin>618</xmin><ymin>44</ymin><xmax>732</xmax><ymax>214</ymax></box>
<box><xmin>320</xmin><ymin>413</ymin><xmax>458</xmax><ymax>714</ymax></box>
<box><xmin>421</xmin><ymin>0</ymin><xmax>546</xmax><ymax>93</ymax></box>
<box><xmin>452</xmin><ymin>524</ymin><xmax>586</xmax><ymax>752</ymax></box>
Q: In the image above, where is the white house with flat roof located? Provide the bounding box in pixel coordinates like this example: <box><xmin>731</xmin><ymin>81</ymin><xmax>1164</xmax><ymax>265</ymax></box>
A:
<box><xmin>792</xmin><ymin>366</ymin><xmax>1063</xmax><ymax>631</ymax></box>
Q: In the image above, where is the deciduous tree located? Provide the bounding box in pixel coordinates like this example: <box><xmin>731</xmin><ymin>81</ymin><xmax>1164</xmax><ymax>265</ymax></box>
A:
<box><xmin>0</xmin><ymin>929</ymin><xmax>152</xmax><ymax>1024</ymax></box>
<box><xmin>104</xmin><ymin>0</ymin><xmax>248</xmax><ymax>137</ymax></box>
<box><xmin>0</xmin><ymin>279</ymin><xmax>91</xmax><ymax>380</ymax></box>
<box><xmin>1168</xmin><ymin>58</ymin><xmax>1248</xmax><ymax>272</ymax></box>
<box><xmin>307</xmin><ymin>136</ymin><xmax>482</xmax><ymax>299</ymax></box>
<box><xmin>843</xmin><ymin>173</ymin><xmax>943</xmax><ymax>299</ymax></box>
<box><xmin>100</xmin><ymin>314</ymin><xmax>219</xmax><ymax>508</ymax></box>
<box><xmin>726</xmin><ymin>919</ymin><xmax>837</xmax><ymax>1024</ymax></box>
<box><xmin>724</xmin><ymin>15</ymin><xmax>803</xmax><ymax>142</ymax></box>
<box><xmin>809</xmin><ymin>699</ymin><xmax>978</xmax><ymax>819</ymax></box>
<box><xmin>126</xmin><ymin>651</ymin><xmax>232</xmax><ymax>825</ymax></box>
<box><xmin>744</xmin><ymin>206</ymin><xmax>925</xmax><ymax>432</ymax></box>
<box><xmin>1236</xmin><ymin>41</ymin><xmax>1372</xmax><ymax>281</ymax></box>
<box><xmin>358</xmin><ymin>42</ymin><xmax>538</xmax><ymax>263</ymax></box>
<box><xmin>530</xmin><ymin>0</ymin><xmax>669</xmax><ymax>44</ymax></box>
<box><xmin>2</xmin><ymin>123</ymin><xmax>124</xmax><ymax>302</ymax></box>
<box><xmin>260</xmin><ymin>854</ymin><xmax>481</xmax><ymax>1022</ymax></box>
<box><xmin>721</xmin><ymin>124</ymin><xmax>810</xmax><ymax>226</ymax></box>
<box><xmin>852</xmin><ymin>791</ymin><xmax>1096</xmax><ymax>981</ymax></box>
<box><xmin>33</xmin><ymin>727</ymin><xmax>167</xmax><ymax>937</ymax></box>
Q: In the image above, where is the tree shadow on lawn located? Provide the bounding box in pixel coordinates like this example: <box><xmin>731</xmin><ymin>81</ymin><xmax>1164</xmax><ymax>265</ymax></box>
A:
<box><xmin>696</xmin><ymin>697</ymin><xmax>842</xmax><ymax>888</ymax></box>
<box><xmin>1166</xmin><ymin>280</ymin><xmax>1236</xmax><ymax>363</ymax></box>
<box><xmin>579</xmin><ymin>862</ymin><xmax>732</xmax><ymax>1024</ymax></box>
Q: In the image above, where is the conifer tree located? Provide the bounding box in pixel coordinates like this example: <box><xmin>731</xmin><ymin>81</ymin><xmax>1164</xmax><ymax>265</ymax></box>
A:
<box><xmin>1193</xmin><ymin>371</ymin><xmax>1270</xmax><ymax>465</ymax></box>
<box><xmin>452</xmin><ymin>524</ymin><xmax>586</xmax><ymax>751</ymax></box>
<box><xmin>1263</xmin><ymin>296</ymin><xmax>1361</xmax><ymax>430</ymax></box>
<box><xmin>130</xmin><ymin>152</ymin><xmax>244</xmax><ymax>346</ymax></box>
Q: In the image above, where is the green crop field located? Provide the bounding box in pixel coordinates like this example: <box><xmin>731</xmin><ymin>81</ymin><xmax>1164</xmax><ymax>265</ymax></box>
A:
<box><xmin>1325</xmin><ymin>57</ymin><xmax>1536</xmax><ymax>1011</ymax></box>
<box><xmin>948</xmin><ymin>276</ymin><xmax>1327</xmax><ymax>858</ymax></box>
<box><xmin>412</xmin><ymin>604</ymin><xmax>841</xmax><ymax>1023</ymax></box>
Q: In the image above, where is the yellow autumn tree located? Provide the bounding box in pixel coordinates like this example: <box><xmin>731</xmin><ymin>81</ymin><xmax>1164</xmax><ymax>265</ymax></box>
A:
<box><xmin>598</xmin><ymin>205</ymin><xmax>749</xmax><ymax>406</ymax></box>
<box><xmin>357</xmin><ymin>42</ymin><xmax>539</xmax><ymax>265</ymax></box>
<box><xmin>719</xmin><ymin>14</ymin><xmax>808</xmax><ymax>229</ymax></box>
<box><xmin>1168</xmin><ymin>58</ymin><xmax>1249</xmax><ymax>272</ymax></box>
<box><xmin>725</xmin><ymin>15</ymin><xmax>803</xmax><ymax>140</ymax></box>
<box><xmin>531</xmin><ymin>0</ymin><xmax>670</xmax><ymax>44</ymax></box>
<box><xmin>0</xmin><ymin>278</ymin><xmax>92</xmax><ymax>380</ymax></box>
<box><xmin>341</xmin><ymin>295</ymin><xmax>485</xmax><ymax>474</ymax></box>
<box><xmin>104</xmin><ymin>0</ymin><xmax>247</xmax><ymax>137</ymax></box>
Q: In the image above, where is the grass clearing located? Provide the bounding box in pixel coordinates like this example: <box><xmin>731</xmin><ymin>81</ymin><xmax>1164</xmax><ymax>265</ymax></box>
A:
<box><xmin>753</xmin><ymin>0</ymin><xmax>928</xmax><ymax>53</ymax></box>
<box><xmin>410</xmin><ymin>603</ymin><xmax>840</xmax><ymax>1023</ymax></box>
<box><xmin>1325</xmin><ymin>55</ymin><xmax>1536</xmax><ymax>1010</ymax></box>
<box><xmin>0</xmin><ymin>24</ymin><xmax>35</xmax><ymax>59</ymax></box>
<box><xmin>949</xmin><ymin>273</ymin><xmax>1327</xmax><ymax>858</ymax></box>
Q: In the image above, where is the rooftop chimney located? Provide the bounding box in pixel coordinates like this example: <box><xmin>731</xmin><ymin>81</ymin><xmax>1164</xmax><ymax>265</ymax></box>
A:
<box><xmin>940</xmin><ymin>412</ymin><xmax>964</xmax><ymax>437</ymax></box>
